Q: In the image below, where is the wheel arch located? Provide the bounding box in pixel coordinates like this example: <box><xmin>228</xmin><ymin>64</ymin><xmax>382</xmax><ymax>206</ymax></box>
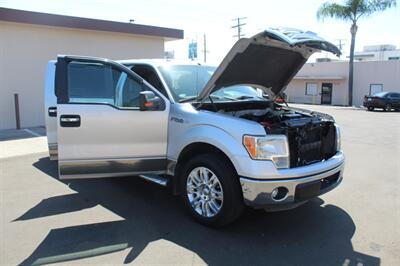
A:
<box><xmin>171</xmin><ymin>142</ymin><xmax>238</xmax><ymax>195</ymax></box>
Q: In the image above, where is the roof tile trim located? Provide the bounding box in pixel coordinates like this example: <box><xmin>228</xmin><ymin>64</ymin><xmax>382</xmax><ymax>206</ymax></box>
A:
<box><xmin>0</xmin><ymin>7</ymin><xmax>183</xmax><ymax>39</ymax></box>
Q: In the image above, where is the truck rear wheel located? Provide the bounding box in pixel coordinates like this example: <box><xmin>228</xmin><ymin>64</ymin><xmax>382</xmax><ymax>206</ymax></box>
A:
<box><xmin>179</xmin><ymin>153</ymin><xmax>244</xmax><ymax>227</ymax></box>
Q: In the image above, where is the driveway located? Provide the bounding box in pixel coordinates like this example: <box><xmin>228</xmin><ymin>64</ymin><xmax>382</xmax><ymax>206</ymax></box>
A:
<box><xmin>1</xmin><ymin>106</ymin><xmax>399</xmax><ymax>265</ymax></box>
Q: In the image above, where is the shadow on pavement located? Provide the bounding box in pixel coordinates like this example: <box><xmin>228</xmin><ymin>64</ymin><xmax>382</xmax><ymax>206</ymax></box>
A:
<box><xmin>19</xmin><ymin>156</ymin><xmax>380</xmax><ymax>266</ymax></box>
<box><xmin>369</xmin><ymin>110</ymin><xmax>400</xmax><ymax>113</ymax></box>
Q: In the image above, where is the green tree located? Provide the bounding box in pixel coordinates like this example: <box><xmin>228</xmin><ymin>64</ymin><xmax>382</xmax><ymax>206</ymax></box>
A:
<box><xmin>317</xmin><ymin>0</ymin><xmax>396</xmax><ymax>106</ymax></box>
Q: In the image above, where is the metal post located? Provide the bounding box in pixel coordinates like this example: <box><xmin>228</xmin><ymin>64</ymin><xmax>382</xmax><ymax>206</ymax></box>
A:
<box><xmin>14</xmin><ymin>93</ymin><xmax>20</xmax><ymax>130</ymax></box>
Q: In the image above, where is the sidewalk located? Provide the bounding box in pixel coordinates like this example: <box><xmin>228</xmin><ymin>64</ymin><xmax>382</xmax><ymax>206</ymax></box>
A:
<box><xmin>0</xmin><ymin>127</ymin><xmax>47</xmax><ymax>159</ymax></box>
<box><xmin>289</xmin><ymin>103</ymin><xmax>365</xmax><ymax>110</ymax></box>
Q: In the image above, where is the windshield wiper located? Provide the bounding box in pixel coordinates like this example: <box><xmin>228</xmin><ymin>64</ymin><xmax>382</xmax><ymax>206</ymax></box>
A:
<box><xmin>179</xmin><ymin>96</ymin><xmax>198</xmax><ymax>103</ymax></box>
<box><xmin>234</xmin><ymin>95</ymin><xmax>265</xmax><ymax>101</ymax></box>
<box><xmin>209</xmin><ymin>95</ymin><xmax>236</xmax><ymax>101</ymax></box>
<box><xmin>179</xmin><ymin>94</ymin><xmax>235</xmax><ymax>103</ymax></box>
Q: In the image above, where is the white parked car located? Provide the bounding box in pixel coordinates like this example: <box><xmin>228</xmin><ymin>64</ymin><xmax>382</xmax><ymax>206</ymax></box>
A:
<box><xmin>45</xmin><ymin>28</ymin><xmax>345</xmax><ymax>226</ymax></box>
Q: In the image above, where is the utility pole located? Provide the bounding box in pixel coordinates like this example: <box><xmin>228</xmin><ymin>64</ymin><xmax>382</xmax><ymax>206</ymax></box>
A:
<box><xmin>231</xmin><ymin>17</ymin><xmax>247</xmax><ymax>40</ymax></box>
<box><xmin>203</xmin><ymin>34</ymin><xmax>207</xmax><ymax>62</ymax></box>
<box><xmin>336</xmin><ymin>39</ymin><xmax>346</xmax><ymax>58</ymax></box>
<box><xmin>202</xmin><ymin>34</ymin><xmax>209</xmax><ymax>62</ymax></box>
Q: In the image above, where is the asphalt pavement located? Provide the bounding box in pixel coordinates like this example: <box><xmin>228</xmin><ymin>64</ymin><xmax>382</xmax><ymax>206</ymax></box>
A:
<box><xmin>0</xmin><ymin>105</ymin><xmax>399</xmax><ymax>266</ymax></box>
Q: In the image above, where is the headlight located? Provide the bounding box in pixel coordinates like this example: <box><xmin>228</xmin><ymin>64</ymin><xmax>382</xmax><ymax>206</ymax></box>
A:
<box><xmin>243</xmin><ymin>135</ymin><xmax>290</xmax><ymax>168</ymax></box>
<box><xmin>335</xmin><ymin>123</ymin><xmax>341</xmax><ymax>151</ymax></box>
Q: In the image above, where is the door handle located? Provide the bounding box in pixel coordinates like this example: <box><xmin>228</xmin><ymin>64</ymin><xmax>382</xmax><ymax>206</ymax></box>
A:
<box><xmin>48</xmin><ymin>106</ymin><xmax>57</xmax><ymax>117</ymax></box>
<box><xmin>60</xmin><ymin>115</ymin><xmax>81</xmax><ymax>127</ymax></box>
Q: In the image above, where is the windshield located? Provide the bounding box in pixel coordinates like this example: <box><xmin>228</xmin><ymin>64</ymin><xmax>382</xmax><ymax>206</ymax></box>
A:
<box><xmin>158</xmin><ymin>65</ymin><xmax>214</xmax><ymax>101</ymax></box>
<box><xmin>373</xmin><ymin>92</ymin><xmax>388</xmax><ymax>97</ymax></box>
<box><xmin>212</xmin><ymin>85</ymin><xmax>263</xmax><ymax>100</ymax></box>
<box><xmin>158</xmin><ymin>65</ymin><xmax>264</xmax><ymax>102</ymax></box>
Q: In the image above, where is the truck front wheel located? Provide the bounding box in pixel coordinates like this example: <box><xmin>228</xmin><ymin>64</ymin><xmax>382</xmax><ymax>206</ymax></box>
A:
<box><xmin>179</xmin><ymin>153</ymin><xmax>244</xmax><ymax>227</ymax></box>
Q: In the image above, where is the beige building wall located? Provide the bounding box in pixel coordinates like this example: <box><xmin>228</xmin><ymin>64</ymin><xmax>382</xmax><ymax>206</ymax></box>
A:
<box><xmin>286</xmin><ymin>62</ymin><xmax>348</xmax><ymax>106</ymax></box>
<box><xmin>286</xmin><ymin>79</ymin><xmax>349</xmax><ymax>106</ymax></box>
<box><xmin>353</xmin><ymin>60</ymin><xmax>400</xmax><ymax>106</ymax></box>
<box><xmin>286</xmin><ymin>60</ymin><xmax>400</xmax><ymax>107</ymax></box>
<box><xmin>0</xmin><ymin>21</ymin><xmax>165</xmax><ymax>130</ymax></box>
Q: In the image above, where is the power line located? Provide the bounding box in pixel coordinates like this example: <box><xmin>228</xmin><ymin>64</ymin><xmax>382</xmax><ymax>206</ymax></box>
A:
<box><xmin>231</xmin><ymin>17</ymin><xmax>247</xmax><ymax>40</ymax></box>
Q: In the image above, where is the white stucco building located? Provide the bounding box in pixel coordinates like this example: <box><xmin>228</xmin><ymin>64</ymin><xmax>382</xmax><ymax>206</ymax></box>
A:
<box><xmin>351</xmin><ymin>45</ymin><xmax>400</xmax><ymax>61</ymax></box>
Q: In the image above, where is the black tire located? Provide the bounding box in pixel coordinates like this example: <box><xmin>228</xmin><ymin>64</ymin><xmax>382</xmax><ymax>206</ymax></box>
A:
<box><xmin>367</xmin><ymin>106</ymin><xmax>374</xmax><ymax>111</ymax></box>
<box><xmin>384</xmin><ymin>103</ymin><xmax>392</xmax><ymax>112</ymax></box>
<box><xmin>179</xmin><ymin>153</ymin><xmax>244</xmax><ymax>227</ymax></box>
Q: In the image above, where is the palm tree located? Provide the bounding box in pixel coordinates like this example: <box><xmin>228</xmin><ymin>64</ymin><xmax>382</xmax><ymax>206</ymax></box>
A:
<box><xmin>317</xmin><ymin>0</ymin><xmax>396</xmax><ymax>106</ymax></box>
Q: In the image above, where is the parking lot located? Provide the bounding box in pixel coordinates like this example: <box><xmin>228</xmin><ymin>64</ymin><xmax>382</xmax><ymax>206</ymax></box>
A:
<box><xmin>1</xmin><ymin>105</ymin><xmax>399</xmax><ymax>266</ymax></box>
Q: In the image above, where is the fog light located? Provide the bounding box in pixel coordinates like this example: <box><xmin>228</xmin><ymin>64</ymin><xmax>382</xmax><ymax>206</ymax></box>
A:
<box><xmin>271</xmin><ymin>187</ymin><xmax>289</xmax><ymax>201</ymax></box>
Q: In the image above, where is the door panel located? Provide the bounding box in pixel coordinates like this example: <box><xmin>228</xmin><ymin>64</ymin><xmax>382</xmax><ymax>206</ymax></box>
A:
<box><xmin>56</xmin><ymin>56</ymin><xmax>169</xmax><ymax>179</ymax></box>
<box><xmin>57</xmin><ymin>104</ymin><xmax>168</xmax><ymax>160</ymax></box>
<box><xmin>388</xmin><ymin>93</ymin><xmax>400</xmax><ymax>108</ymax></box>
<box><xmin>321</xmin><ymin>83</ymin><xmax>332</xmax><ymax>105</ymax></box>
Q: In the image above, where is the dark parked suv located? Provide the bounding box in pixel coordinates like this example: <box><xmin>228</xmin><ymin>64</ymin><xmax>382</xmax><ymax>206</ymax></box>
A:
<box><xmin>363</xmin><ymin>92</ymin><xmax>400</xmax><ymax>111</ymax></box>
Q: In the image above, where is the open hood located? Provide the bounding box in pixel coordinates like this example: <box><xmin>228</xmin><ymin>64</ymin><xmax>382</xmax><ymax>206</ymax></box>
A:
<box><xmin>197</xmin><ymin>28</ymin><xmax>341</xmax><ymax>101</ymax></box>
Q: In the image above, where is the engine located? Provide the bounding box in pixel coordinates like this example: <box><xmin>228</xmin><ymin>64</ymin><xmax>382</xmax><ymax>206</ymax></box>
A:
<box><xmin>217</xmin><ymin>105</ymin><xmax>337</xmax><ymax>168</ymax></box>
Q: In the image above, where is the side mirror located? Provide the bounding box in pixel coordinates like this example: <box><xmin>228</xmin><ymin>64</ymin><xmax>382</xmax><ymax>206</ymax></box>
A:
<box><xmin>139</xmin><ymin>91</ymin><xmax>163</xmax><ymax>111</ymax></box>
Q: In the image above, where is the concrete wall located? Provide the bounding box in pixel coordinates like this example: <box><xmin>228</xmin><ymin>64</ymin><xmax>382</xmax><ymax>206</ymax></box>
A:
<box><xmin>286</xmin><ymin>60</ymin><xmax>400</xmax><ymax>107</ymax></box>
<box><xmin>0</xmin><ymin>21</ymin><xmax>165</xmax><ymax>130</ymax></box>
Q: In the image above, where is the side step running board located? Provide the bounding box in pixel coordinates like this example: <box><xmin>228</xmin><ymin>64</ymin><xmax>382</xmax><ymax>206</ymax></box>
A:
<box><xmin>138</xmin><ymin>174</ymin><xmax>168</xmax><ymax>186</ymax></box>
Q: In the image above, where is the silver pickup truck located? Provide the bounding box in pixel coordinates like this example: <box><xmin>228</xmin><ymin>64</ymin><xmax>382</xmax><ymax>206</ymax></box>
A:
<box><xmin>45</xmin><ymin>28</ymin><xmax>345</xmax><ymax>226</ymax></box>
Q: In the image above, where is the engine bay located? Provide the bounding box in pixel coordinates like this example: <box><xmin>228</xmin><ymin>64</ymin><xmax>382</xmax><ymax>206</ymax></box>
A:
<box><xmin>198</xmin><ymin>101</ymin><xmax>337</xmax><ymax>168</ymax></box>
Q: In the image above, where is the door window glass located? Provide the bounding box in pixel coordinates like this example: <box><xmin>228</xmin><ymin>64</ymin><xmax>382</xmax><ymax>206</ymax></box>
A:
<box><xmin>387</xmin><ymin>93</ymin><xmax>400</xmax><ymax>99</ymax></box>
<box><xmin>68</xmin><ymin>62</ymin><xmax>118</xmax><ymax>104</ymax></box>
<box><xmin>115</xmin><ymin>73</ymin><xmax>142</xmax><ymax>108</ymax></box>
<box><xmin>67</xmin><ymin>61</ymin><xmax>142</xmax><ymax>108</ymax></box>
<box><xmin>321</xmin><ymin>83</ymin><xmax>332</xmax><ymax>104</ymax></box>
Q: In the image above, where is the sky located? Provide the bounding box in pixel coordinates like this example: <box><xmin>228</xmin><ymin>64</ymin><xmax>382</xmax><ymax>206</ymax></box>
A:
<box><xmin>1</xmin><ymin>0</ymin><xmax>399</xmax><ymax>63</ymax></box>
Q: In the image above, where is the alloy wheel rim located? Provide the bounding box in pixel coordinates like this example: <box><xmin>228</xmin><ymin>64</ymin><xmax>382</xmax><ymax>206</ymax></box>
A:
<box><xmin>186</xmin><ymin>167</ymin><xmax>224</xmax><ymax>218</ymax></box>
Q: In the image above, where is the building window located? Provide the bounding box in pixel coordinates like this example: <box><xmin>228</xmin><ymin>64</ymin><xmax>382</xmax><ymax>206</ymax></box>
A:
<box><xmin>369</xmin><ymin>84</ymin><xmax>383</xmax><ymax>95</ymax></box>
<box><xmin>305</xmin><ymin>83</ymin><xmax>318</xmax><ymax>96</ymax></box>
<box><xmin>388</xmin><ymin>56</ymin><xmax>400</xmax><ymax>60</ymax></box>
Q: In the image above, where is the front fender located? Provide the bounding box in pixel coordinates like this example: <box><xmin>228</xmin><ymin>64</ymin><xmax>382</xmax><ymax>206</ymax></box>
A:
<box><xmin>168</xmin><ymin>124</ymin><xmax>249</xmax><ymax>174</ymax></box>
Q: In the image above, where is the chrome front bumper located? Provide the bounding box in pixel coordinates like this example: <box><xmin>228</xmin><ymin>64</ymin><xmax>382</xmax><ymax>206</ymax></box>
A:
<box><xmin>240</xmin><ymin>151</ymin><xmax>345</xmax><ymax>209</ymax></box>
